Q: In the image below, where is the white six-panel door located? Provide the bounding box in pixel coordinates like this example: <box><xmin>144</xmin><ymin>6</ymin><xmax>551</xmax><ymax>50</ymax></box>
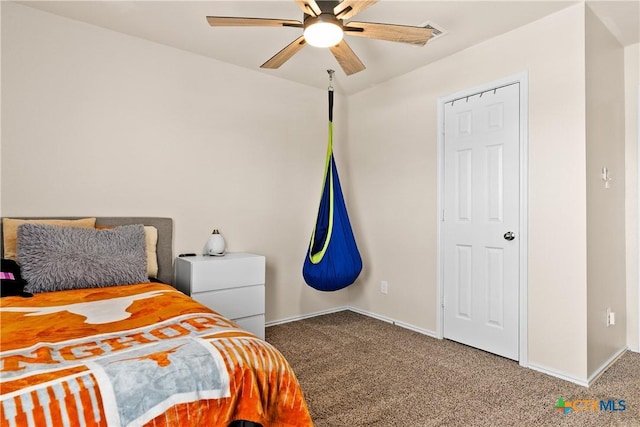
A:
<box><xmin>443</xmin><ymin>83</ymin><xmax>520</xmax><ymax>360</ymax></box>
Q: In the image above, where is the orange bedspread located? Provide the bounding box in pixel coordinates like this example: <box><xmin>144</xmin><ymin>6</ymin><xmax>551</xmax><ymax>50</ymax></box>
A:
<box><xmin>0</xmin><ymin>283</ymin><xmax>312</xmax><ymax>427</ymax></box>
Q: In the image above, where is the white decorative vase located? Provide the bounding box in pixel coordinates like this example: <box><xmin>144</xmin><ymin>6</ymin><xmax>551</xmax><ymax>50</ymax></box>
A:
<box><xmin>204</xmin><ymin>229</ymin><xmax>226</xmax><ymax>256</ymax></box>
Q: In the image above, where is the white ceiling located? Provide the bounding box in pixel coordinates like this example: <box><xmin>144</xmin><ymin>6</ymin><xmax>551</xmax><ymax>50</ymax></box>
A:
<box><xmin>15</xmin><ymin>1</ymin><xmax>640</xmax><ymax>95</ymax></box>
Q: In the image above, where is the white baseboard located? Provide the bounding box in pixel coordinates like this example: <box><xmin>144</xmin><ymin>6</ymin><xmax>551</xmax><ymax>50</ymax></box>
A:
<box><xmin>586</xmin><ymin>346</ymin><xmax>628</xmax><ymax>386</ymax></box>
<box><xmin>346</xmin><ymin>306</ymin><xmax>439</xmax><ymax>339</ymax></box>
<box><xmin>527</xmin><ymin>346</ymin><xmax>628</xmax><ymax>388</ymax></box>
<box><xmin>528</xmin><ymin>363</ymin><xmax>590</xmax><ymax>387</ymax></box>
<box><xmin>265</xmin><ymin>306</ymin><xmax>349</xmax><ymax>328</ymax></box>
<box><xmin>266</xmin><ymin>306</ymin><xmax>439</xmax><ymax>339</ymax></box>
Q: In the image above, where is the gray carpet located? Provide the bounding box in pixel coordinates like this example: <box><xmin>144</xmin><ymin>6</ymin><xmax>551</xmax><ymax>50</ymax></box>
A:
<box><xmin>266</xmin><ymin>310</ymin><xmax>640</xmax><ymax>426</ymax></box>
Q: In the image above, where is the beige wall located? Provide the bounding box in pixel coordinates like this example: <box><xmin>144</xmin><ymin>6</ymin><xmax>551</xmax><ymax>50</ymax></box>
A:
<box><xmin>3</xmin><ymin>1</ymin><xmax>638</xmax><ymax>384</ymax></box>
<box><xmin>625</xmin><ymin>43</ymin><xmax>640</xmax><ymax>351</ymax></box>
<box><xmin>347</xmin><ymin>5</ymin><xmax>590</xmax><ymax>380</ymax></box>
<box><xmin>0</xmin><ymin>2</ymin><xmax>349</xmax><ymax>321</ymax></box>
<box><xmin>585</xmin><ymin>7</ymin><xmax>627</xmax><ymax>376</ymax></box>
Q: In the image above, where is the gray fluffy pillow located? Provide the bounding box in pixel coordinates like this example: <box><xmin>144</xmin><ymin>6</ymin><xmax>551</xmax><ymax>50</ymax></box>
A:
<box><xmin>17</xmin><ymin>223</ymin><xmax>149</xmax><ymax>293</ymax></box>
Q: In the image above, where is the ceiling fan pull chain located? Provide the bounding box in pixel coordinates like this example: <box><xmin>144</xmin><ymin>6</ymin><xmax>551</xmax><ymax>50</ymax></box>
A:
<box><xmin>327</xmin><ymin>69</ymin><xmax>335</xmax><ymax>92</ymax></box>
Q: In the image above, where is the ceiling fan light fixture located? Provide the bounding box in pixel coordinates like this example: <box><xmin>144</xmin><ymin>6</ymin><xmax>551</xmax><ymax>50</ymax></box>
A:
<box><xmin>303</xmin><ymin>14</ymin><xmax>343</xmax><ymax>48</ymax></box>
<box><xmin>208</xmin><ymin>0</ymin><xmax>434</xmax><ymax>76</ymax></box>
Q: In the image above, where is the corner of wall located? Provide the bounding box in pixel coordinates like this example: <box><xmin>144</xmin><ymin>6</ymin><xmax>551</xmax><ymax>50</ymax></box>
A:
<box><xmin>585</xmin><ymin>5</ymin><xmax>628</xmax><ymax>376</ymax></box>
<box><xmin>624</xmin><ymin>43</ymin><xmax>640</xmax><ymax>352</ymax></box>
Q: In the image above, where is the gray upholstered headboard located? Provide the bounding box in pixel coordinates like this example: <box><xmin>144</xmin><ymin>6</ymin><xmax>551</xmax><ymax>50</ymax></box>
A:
<box><xmin>1</xmin><ymin>217</ymin><xmax>174</xmax><ymax>285</ymax></box>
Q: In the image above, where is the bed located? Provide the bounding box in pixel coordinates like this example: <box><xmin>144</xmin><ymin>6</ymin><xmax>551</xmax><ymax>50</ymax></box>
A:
<box><xmin>0</xmin><ymin>217</ymin><xmax>312</xmax><ymax>427</ymax></box>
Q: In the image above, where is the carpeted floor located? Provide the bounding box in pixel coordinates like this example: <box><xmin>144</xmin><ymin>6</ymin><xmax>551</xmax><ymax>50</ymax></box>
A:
<box><xmin>266</xmin><ymin>310</ymin><xmax>640</xmax><ymax>427</ymax></box>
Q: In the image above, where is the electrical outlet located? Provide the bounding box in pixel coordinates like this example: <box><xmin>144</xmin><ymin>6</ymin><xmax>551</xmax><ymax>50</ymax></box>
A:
<box><xmin>380</xmin><ymin>280</ymin><xmax>388</xmax><ymax>294</ymax></box>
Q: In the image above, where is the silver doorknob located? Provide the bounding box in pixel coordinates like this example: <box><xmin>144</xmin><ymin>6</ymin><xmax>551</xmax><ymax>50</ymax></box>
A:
<box><xmin>504</xmin><ymin>231</ymin><xmax>515</xmax><ymax>241</ymax></box>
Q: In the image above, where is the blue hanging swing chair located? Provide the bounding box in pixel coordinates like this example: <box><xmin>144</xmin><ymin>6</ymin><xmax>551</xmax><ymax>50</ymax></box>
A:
<box><xmin>303</xmin><ymin>84</ymin><xmax>362</xmax><ymax>292</ymax></box>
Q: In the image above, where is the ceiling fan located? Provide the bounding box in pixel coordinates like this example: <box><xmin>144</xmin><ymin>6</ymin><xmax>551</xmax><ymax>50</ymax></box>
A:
<box><xmin>206</xmin><ymin>0</ymin><xmax>433</xmax><ymax>76</ymax></box>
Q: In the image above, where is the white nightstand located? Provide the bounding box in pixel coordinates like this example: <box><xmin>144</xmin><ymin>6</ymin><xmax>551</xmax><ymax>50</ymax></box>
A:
<box><xmin>174</xmin><ymin>253</ymin><xmax>266</xmax><ymax>339</ymax></box>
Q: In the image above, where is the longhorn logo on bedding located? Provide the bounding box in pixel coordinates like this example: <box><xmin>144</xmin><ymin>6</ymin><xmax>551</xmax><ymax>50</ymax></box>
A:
<box><xmin>0</xmin><ymin>313</ymin><xmax>237</xmax><ymax>374</ymax></box>
<box><xmin>118</xmin><ymin>343</ymin><xmax>186</xmax><ymax>367</ymax></box>
<box><xmin>0</xmin><ymin>332</ymin><xmax>233</xmax><ymax>427</ymax></box>
<box><xmin>88</xmin><ymin>337</ymin><xmax>231</xmax><ymax>426</ymax></box>
<box><xmin>555</xmin><ymin>398</ymin><xmax>627</xmax><ymax>415</ymax></box>
<box><xmin>0</xmin><ymin>284</ymin><xmax>291</xmax><ymax>427</ymax></box>
<box><xmin>0</xmin><ymin>290</ymin><xmax>170</xmax><ymax>324</ymax></box>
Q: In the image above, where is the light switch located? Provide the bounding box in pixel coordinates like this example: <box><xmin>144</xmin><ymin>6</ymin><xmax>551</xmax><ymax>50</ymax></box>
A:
<box><xmin>606</xmin><ymin>308</ymin><xmax>615</xmax><ymax>326</ymax></box>
<box><xmin>601</xmin><ymin>167</ymin><xmax>611</xmax><ymax>189</ymax></box>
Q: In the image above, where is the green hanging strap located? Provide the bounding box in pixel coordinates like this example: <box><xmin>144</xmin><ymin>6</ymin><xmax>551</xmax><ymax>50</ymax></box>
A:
<box><xmin>308</xmin><ymin>70</ymin><xmax>336</xmax><ymax>264</ymax></box>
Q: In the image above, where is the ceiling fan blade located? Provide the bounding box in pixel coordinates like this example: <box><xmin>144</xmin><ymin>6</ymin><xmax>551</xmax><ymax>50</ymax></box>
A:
<box><xmin>329</xmin><ymin>39</ymin><xmax>365</xmax><ymax>76</ymax></box>
<box><xmin>334</xmin><ymin>0</ymin><xmax>378</xmax><ymax>20</ymax></box>
<box><xmin>345</xmin><ymin>21</ymin><xmax>433</xmax><ymax>45</ymax></box>
<box><xmin>207</xmin><ymin>16</ymin><xmax>302</xmax><ymax>28</ymax></box>
<box><xmin>294</xmin><ymin>0</ymin><xmax>322</xmax><ymax>17</ymax></box>
<box><xmin>261</xmin><ymin>36</ymin><xmax>307</xmax><ymax>69</ymax></box>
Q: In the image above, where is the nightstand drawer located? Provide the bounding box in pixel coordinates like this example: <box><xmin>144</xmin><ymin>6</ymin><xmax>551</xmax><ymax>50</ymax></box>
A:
<box><xmin>194</xmin><ymin>285</ymin><xmax>265</xmax><ymax>321</ymax></box>
<box><xmin>174</xmin><ymin>253</ymin><xmax>266</xmax><ymax>341</ymax></box>
<box><xmin>190</xmin><ymin>255</ymin><xmax>265</xmax><ymax>293</ymax></box>
<box><xmin>235</xmin><ymin>315</ymin><xmax>265</xmax><ymax>340</ymax></box>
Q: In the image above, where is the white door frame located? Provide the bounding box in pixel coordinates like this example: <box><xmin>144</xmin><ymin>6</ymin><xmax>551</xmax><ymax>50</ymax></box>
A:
<box><xmin>436</xmin><ymin>72</ymin><xmax>529</xmax><ymax>367</ymax></box>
